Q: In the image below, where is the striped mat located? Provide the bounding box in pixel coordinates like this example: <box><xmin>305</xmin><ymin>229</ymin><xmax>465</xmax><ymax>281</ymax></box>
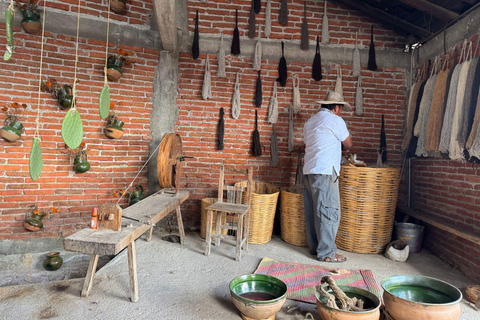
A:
<box><xmin>254</xmin><ymin>257</ymin><xmax>381</xmax><ymax>304</ymax></box>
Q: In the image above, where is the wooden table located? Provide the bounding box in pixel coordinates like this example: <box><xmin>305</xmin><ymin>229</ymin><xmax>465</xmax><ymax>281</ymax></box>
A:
<box><xmin>64</xmin><ymin>190</ymin><xmax>190</xmax><ymax>302</ymax></box>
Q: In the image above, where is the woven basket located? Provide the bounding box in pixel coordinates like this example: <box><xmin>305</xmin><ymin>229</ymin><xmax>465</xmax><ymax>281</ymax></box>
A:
<box><xmin>466</xmin><ymin>285</ymin><xmax>480</xmax><ymax>304</ymax></box>
<box><xmin>336</xmin><ymin>165</ymin><xmax>401</xmax><ymax>254</ymax></box>
<box><xmin>280</xmin><ymin>187</ymin><xmax>307</xmax><ymax>247</ymax></box>
<box><xmin>235</xmin><ymin>181</ymin><xmax>280</xmax><ymax>244</ymax></box>
<box><xmin>200</xmin><ymin>198</ymin><xmax>228</xmax><ymax>239</ymax></box>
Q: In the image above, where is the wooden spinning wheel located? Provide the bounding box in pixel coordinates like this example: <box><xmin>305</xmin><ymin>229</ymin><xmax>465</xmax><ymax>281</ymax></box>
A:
<box><xmin>157</xmin><ymin>133</ymin><xmax>183</xmax><ymax>191</ymax></box>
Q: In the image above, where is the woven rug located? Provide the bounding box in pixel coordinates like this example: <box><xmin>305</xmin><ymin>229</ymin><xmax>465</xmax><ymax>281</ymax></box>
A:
<box><xmin>254</xmin><ymin>257</ymin><xmax>381</xmax><ymax>304</ymax></box>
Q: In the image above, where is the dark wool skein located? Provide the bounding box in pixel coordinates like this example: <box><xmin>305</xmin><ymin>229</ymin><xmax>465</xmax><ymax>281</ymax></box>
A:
<box><xmin>312</xmin><ymin>36</ymin><xmax>322</xmax><ymax>81</ymax></box>
<box><xmin>368</xmin><ymin>25</ymin><xmax>377</xmax><ymax>71</ymax></box>
<box><xmin>300</xmin><ymin>1</ymin><xmax>309</xmax><ymax>51</ymax></box>
<box><xmin>248</xmin><ymin>2</ymin><xmax>256</xmax><ymax>39</ymax></box>
<box><xmin>255</xmin><ymin>71</ymin><xmax>262</xmax><ymax>108</ymax></box>
<box><xmin>254</xmin><ymin>0</ymin><xmax>261</xmax><ymax>14</ymax></box>
<box><xmin>277</xmin><ymin>42</ymin><xmax>287</xmax><ymax>87</ymax></box>
<box><xmin>278</xmin><ymin>0</ymin><xmax>288</xmax><ymax>26</ymax></box>
<box><xmin>379</xmin><ymin>114</ymin><xmax>387</xmax><ymax>163</ymax></box>
<box><xmin>231</xmin><ymin>9</ymin><xmax>241</xmax><ymax>55</ymax></box>
<box><xmin>218</xmin><ymin>107</ymin><xmax>225</xmax><ymax>150</ymax></box>
<box><xmin>252</xmin><ymin>110</ymin><xmax>262</xmax><ymax>157</ymax></box>
<box><xmin>192</xmin><ymin>10</ymin><xmax>200</xmax><ymax>60</ymax></box>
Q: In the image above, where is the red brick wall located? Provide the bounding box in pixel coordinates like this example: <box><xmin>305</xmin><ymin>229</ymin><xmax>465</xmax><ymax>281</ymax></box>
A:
<box><xmin>0</xmin><ymin>26</ymin><xmax>159</xmax><ymax>239</ymax></box>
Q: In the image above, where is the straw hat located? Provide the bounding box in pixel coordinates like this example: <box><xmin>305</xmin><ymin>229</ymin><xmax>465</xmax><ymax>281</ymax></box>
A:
<box><xmin>317</xmin><ymin>91</ymin><xmax>352</xmax><ymax>111</ymax></box>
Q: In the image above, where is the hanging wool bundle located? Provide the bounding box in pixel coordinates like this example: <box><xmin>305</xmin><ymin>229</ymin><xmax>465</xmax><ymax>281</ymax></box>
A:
<box><xmin>401</xmin><ymin>80</ymin><xmax>423</xmax><ymax>151</ymax></box>
<box><xmin>414</xmin><ymin>72</ymin><xmax>438</xmax><ymax>157</ymax></box>
<box><xmin>218</xmin><ymin>107</ymin><xmax>225</xmax><ymax>150</ymax></box>
<box><xmin>268</xmin><ymin>81</ymin><xmax>279</xmax><ymax>124</ymax></box>
<box><xmin>248</xmin><ymin>1</ymin><xmax>256</xmax><ymax>39</ymax></box>
<box><xmin>406</xmin><ymin>80</ymin><xmax>427</xmax><ymax>158</ymax></box>
<box><xmin>367</xmin><ymin>25</ymin><xmax>377</xmax><ymax>71</ymax></box>
<box><xmin>252</xmin><ymin>110</ymin><xmax>262</xmax><ymax>157</ymax></box>
<box><xmin>355</xmin><ymin>77</ymin><xmax>363</xmax><ymax>116</ymax></box>
<box><xmin>255</xmin><ymin>70</ymin><xmax>262</xmax><ymax>108</ymax></box>
<box><xmin>463</xmin><ymin>56</ymin><xmax>480</xmax><ymax>159</ymax></box>
<box><xmin>217</xmin><ymin>34</ymin><xmax>226</xmax><ymax>78</ymax></box>
<box><xmin>288</xmin><ymin>103</ymin><xmax>294</xmax><ymax>152</ymax></box>
<box><xmin>352</xmin><ymin>32</ymin><xmax>361</xmax><ymax>77</ymax></box>
<box><xmin>335</xmin><ymin>65</ymin><xmax>343</xmax><ymax>96</ymax></box>
<box><xmin>270</xmin><ymin>124</ymin><xmax>279</xmax><ymax>167</ymax></box>
<box><xmin>265</xmin><ymin>0</ymin><xmax>272</xmax><ymax>38</ymax></box>
<box><xmin>254</xmin><ymin>0</ymin><xmax>261</xmax><ymax>14</ymax></box>
<box><xmin>232</xmin><ymin>72</ymin><xmax>241</xmax><ymax>119</ymax></box>
<box><xmin>312</xmin><ymin>36</ymin><xmax>322</xmax><ymax>81</ymax></box>
<box><xmin>231</xmin><ymin>9</ymin><xmax>241</xmax><ymax>56</ymax></box>
<box><xmin>378</xmin><ymin>114</ymin><xmax>387</xmax><ymax>163</ymax></box>
<box><xmin>278</xmin><ymin>0</ymin><xmax>288</xmax><ymax>26</ymax></box>
<box><xmin>300</xmin><ymin>1</ymin><xmax>309</xmax><ymax>51</ymax></box>
<box><xmin>192</xmin><ymin>10</ymin><xmax>200</xmax><ymax>60</ymax></box>
<box><xmin>466</xmin><ymin>61</ymin><xmax>480</xmax><ymax>155</ymax></box>
<box><xmin>321</xmin><ymin>0</ymin><xmax>329</xmax><ymax>44</ymax></box>
<box><xmin>292</xmin><ymin>74</ymin><xmax>301</xmax><ymax>114</ymax></box>
<box><xmin>202</xmin><ymin>55</ymin><xmax>212</xmax><ymax>100</ymax></box>
<box><xmin>253</xmin><ymin>24</ymin><xmax>263</xmax><ymax>71</ymax></box>
<box><xmin>466</xmin><ymin>90</ymin><xmax>480</xmax><ymax>160</ymax></box>
<box><xmin>277</xmin><ymin>42</ymin><xmax>288</xmax><ymax>87</ymax></box>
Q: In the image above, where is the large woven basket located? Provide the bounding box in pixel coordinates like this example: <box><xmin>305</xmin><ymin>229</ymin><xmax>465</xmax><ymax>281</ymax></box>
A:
<box><xmin>280</xmin><ymin>186</ymin><xmax>307</xmax><ymax>247</ymax></box>
<box><xmin>234</xmin><ymin>181</ymin><xmax>280</xmax><ymax>244</ymax></box>
<box><xmin>336</xmin><ymin>165</ymin><xmax>401</xmax><ymax>254</ymax></box>
<box><xmin>200</xmin><ymin>198</ymin><xmax>228</xmax><ymax>239</ymax></box>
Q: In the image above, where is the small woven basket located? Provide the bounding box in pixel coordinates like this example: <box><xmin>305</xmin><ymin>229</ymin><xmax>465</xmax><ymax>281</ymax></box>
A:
<box><xmin>336</xmin><ymin>165</ymin><xmax>401</xmax><ymax>254</ymax></box>
<box><xmin>200</xmin><ymin>198</ymin><xmax>228</xmax><ymax>239</ymax></box>
<box><xmin>235</xmin><ymin>180</ymin><xmax>280</xmax><ymax>244</ymax></box>
<box><xmin>280</xmin><ymin>186</ymin><xmax>307</xmax><ymax>247</ymax></box>
<box><xmin>466</xmin><ymin>285</ymin><xmax>480</xmax><ymax>304</ymax></box>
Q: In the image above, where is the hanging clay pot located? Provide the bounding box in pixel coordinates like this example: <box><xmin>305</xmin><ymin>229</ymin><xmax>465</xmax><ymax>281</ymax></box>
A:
<box><xmin>24</xmin><ymin>213</ymin><xmax>45</xmax><ymax>232</ymax></box>
<box><xmin>74</xmin><ymin>152</ymin><xmax>91</xmax><ymax>173</ymax></box>
<box><xmin>129</xmin><ymin>184</ymin><xmax>145</xmax><ymax>205</ymax></box>
<box><xmin>43</xmin><ymin>252</ymin><xmax>63</xmax><ymax>271</ymax></box>
<box><xmin>20</xmin><ymin>9</ymin><xmax>42</xmax><ymax>34</ymax></box>
<box><xmin>1</xmin><ymin>116</ymin><xmax>24</xmax><ymax>142</ymax></box>
<box><xmin>110</xmin><ymin>0</ymin><xmax>126</xmax><ymax>13</ymax></box>
<box><xmin>106</xmin><ymin>55</ymin><xmax>126</xmax><ymax>81</ymax></box>
<box><xmin>104</xmin><ymin>118</ymin><xmax>125</xmax><ymax>139</ymax></box>
<box><xmin>57</xmin><ymin>85</ymin><xmax>75</xmax><ymax>110</ymax></box>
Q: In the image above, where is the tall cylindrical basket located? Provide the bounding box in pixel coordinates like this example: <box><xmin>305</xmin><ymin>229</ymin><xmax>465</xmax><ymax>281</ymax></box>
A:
<box><xmin>280</xmin><ymin>186</ymin><xmax>307</xmax><ymax>247</ymax></box>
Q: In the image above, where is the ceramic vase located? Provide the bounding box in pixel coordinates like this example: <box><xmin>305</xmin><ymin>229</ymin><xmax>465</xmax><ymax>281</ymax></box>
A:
<box><xmin>1</xmin><ymin>118</ymin><xmax>23</xmax><ymax>142</ymax></box>
<box><xmin>74</xmin><ymin>154</ymin><xmax>91</xmax><ymax>173</ymax></box>
<box><xmin>24</xmin><ymin>213</ymin><xmax>44</xmax><ymax>232</ymax></box>
<box><xmin>57</xmin><ymin>85</ymin><xmax>75</xmax><ymax>109</ymax></box>
<box><xmin>43</xmin><ymin>252</ymin><xmax>63</xmax><ymax>271</ymax></box>
<box><xmin>20</xmin><ymin>9</ymin><xmax>41</xmax><ymax>34</ymax></box>
<box><xmin>106</xmin><ymin>55</ymin><xmax>126</xmax><ymax>81</ymax></box>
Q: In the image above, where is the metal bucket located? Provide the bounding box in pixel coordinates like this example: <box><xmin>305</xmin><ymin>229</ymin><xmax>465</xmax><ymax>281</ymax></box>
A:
<box><xmin>394</xmin><ymin>222</ymin><xmax>424</xmax><ymax>253</ymax></box>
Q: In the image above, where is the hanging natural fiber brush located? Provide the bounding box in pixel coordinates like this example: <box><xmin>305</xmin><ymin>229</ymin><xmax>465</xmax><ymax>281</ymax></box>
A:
<box><xmin>253</xmin><ymin>24</ymin><xmax>262</xmax><ymax>71</ymax></box>
<box><xmin>355</xmin><ymin>76</ymin><xmax>363</xmax><ymax>116</ymax></box>
<box><xmin>278</xmin><ymin>0</ymin><xmax>288</xmax><ymax>26</ymax></box>
<box><xmin>300</xmin><ymin>1</ymin><xmax>309</xmax><ymax>51</ymax></box>
<box><xmin>321</xmin><ymin>0</ymin><xmax>329</xmax><ymax>44</ymax></box>
<box><xmin>232</xmin><ymin>72</ymin><xmax>241</xmax><ymax>119</ymax></box>
<box><xmin>277</xmin><ymin>42</ymin><xmax>287</xmax><ymax>87</ymax></box>
<box><xmin>270</xmin><ymin>124</ymin><xmax>279</xmax><ymax>167</ymax></box>
<box><xmin>312</xmin><ymin>36</ymin><xmax>322</xmax><ymax>81</ymax></box>
<box><xmin>217</xmin><ymin>33</ymin><xmax>226</xmax><ymax>78</ymax></box>
<box><xmin>252</xmin><ymin>110</ymin><xmax>262</xmax><ymax>157</ymax></box>
<box><xmin>192</xmin><ymin>10</ymin><xmax>200</xmax><ymax>59</ymax></box>
<box><xmin>202</xmin><ymin>55</ymin><xmax>212</xmax><ymax>100</ymax></box>
<box><xmin>255</xmin><ymin>70</ymin><xmax>262</xmax><ymax>108</ymax></box>
<box><xmin>352</xmin><ymin>32</ymin><xmax>361</xmax><ymax>77</ymax></box>
<box><xmin>248</xmin><ymin>1</ymin><xmax>256</xmax><ymax>39</ymax></box>
<box><xmin>218</xmin><ymin>107</ymin><xmax>225</xmax><ymax>150</ymax></box>
<box><xmin>379</xmin><ymin>114</ymin><xmax>387</xmax><ymax>163</ymax></box>
<box><xmin>368</xmin><ymin>25</ymin><xmax>377</xmax><ymax>71</ymax></box>
<box><xmin>231</xmin><ymin>9</ymin><xmax>240</xmax><ymax>56</ymax></box>
<box><xmin>254</xmin><ymin>0</ymin><xmax>261</xmax><ymax>14</ymax></box>
<box><xmin>292</xmin><ymin>74</ymin><xmax>301</xmax><ymax>114</ymax></box>
<box><xmin>265</xmin><ymin>0</ymin><xmax>272</xmax><ymax>38</ymax></box>
<box><xmin>268</xmin><ymin>81</ymin><xmax>279</xmax><ymax>124</ymax></box>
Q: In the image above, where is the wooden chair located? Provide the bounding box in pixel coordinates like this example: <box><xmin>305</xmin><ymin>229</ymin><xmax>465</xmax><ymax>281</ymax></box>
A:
<box><xmin>204</xmin><ymin>165</ymin><xmax>253</xmax><ymax>261</ymax></box>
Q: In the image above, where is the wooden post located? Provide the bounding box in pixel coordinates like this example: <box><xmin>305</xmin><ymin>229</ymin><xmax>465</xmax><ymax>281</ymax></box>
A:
<box><xmin>127</xmin><ymin>241</ymin><xmax>139</xmax><ymax>302</ymax></box>
<box><xmin>81</xmin><ymin>254</ymin><xmax>99</xmax><ymax>297</ymax></box>
<box><xmin>176</xmin><ymin>205</ymin><xmax>185</xmax><ymax>245</ymax></box>
<box><xmin>146</xmin><ymin>226</ymin><xmax>154</xmax><ymax>242</ymax></box>
<box><xmin>175</xmin><ymin>160</ymin><xmax>182</xmax><ymax>196</ymax></box>
<box><xmin>204</xmin><ymin>209</ymin><xmax>213</xmax><ymax>256</ymax></box>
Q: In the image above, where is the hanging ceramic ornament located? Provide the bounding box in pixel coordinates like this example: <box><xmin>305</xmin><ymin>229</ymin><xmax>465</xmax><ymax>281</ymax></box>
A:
<box><xmin>248</xmin><ymin>1</ymin><xmax>256</xmax><ymax>39</ymax></box>
<box><xmin>268</xmin><ymin>81</ymin><xmax>279</xmax><ymax>124</ymax></box>
<box><xmin>253</xmin><ymin>24</ymin><xmax>262</xmax><ymax>71</ymax></box>
<box><xmin>217</xmin><ymin>33</ymin><xmax>226</xmax><ymax>78</ymax></box>
<box><xmin>278</xmin><ymin>0</ymin><xmax>288</xmax><ymax>26</ymax></box>
<box><xmin>352</xmin><ymin>31</ymin><xmax>361</xmax><ymax>77</ymax></box>
<box><xmin>192</xmin><ymin>10</ymin><xmax>200</xmax><ymax>60</ymax></box>
<box><xmin>265</xmin><ymin>0</ymin><xmax>272</xmax><ymax>38</ymax></box>
<box><xmin>335</xmin><ymin>65</ymin><xmax>343</xmax><ymax>97</ymax></box>
<box><xmin>300</xmin><ymin>1</ymin><xmax>309</xmax><ymax>51</ymax></box>
<box><xmin>355</xmin><ymin>77</ymin><xmax>363</xmax><ymax>116</ymax></box>
<box><xmin>202</xmin><ymin>55</ymin><xmax>212</xmax><ymax>100</ymax></box>
<box><xmin>321</xmin><ymin>1</ymin><xmax>329</xmax><ymax>44</ymax></box>
<box><xmin>312</xmin><ymin>36</ymin><xmax>322</xmax><ymax>81</ymax></box>
<box><xmin>292</xmin><ymin>74</ymin><xmax>301</xmax><ymax>114</ymax></box>
<box><xmin>232</xmin><ymin>72</ymin><xmax>241</xmax><ymax>119</ymax></box>
<box><xmin>368</xmin><ymin>25</ymin><xmax>377</xmax><ymax>71</ymax></box>
<box><xmin>255</xmin><ymin>71</ymin><xmax>262</xmax><ymax>108</ymax></box>
<box><xmin>277</xmin><ymin>42</ymin><xmax>287</xmax><ymax>87</ymax></box>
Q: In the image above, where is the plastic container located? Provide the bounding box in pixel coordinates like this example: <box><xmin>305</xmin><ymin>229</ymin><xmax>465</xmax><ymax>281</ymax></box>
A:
<box><xmin>394</xmin><ymin>222</ymin><xmax>424</xmax><ymax>253</ymax></box>
<box><xmin>91</xmin><ymin>207</ymin><xmax>98</xmax><ymax>229</ymax></box>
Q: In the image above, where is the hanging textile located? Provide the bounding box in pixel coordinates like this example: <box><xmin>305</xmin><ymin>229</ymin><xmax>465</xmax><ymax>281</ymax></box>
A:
<box><xmin>192</xmin><ymin>10</ymin><xmax>200</xmax><ymax>60</ymax></box>
<box><xmin>232</xmin><ymin>72</ymin><xmax>241</xmax><ymax>119</ymax></box>
<box><xmin>292</xmin><ymin>74</ymin><xmax>301</xmax><ymax>114</ymax></box>
<box><xmin>218</xmin><ymin>107</ymin><xmax>225</xmax><ymax>150</ymax></box>
<box><xmin>202</xmin><ymin>55</ymin><xmax>212</xmax><ymax>100</ymax></box>
<box><xmin>352</xmin><ymin>32</ymin><xmax>361</xmax><ymax>77</ymax></box>
<box><xmin>254</xmin><ymin>0</ymin><xmax>261</xmax><ymax>14</ymax></box>
<box><xmin>379</xmin><ymin>114</ymin><xmax>387</xmax><ymax>163</ymax></box>
<box><xmin>300</xmin><ymin>1</ymin><xmax>309</xmax><ymax>51</ymax></box>
<box><xmin>268</xmin><ymin>81</ymin><xmax>278</xmax><ymax>124</ymax></box>
<box><xmin>217</xmin><ymin>33</ymin><xmax>226</xmax><ymax>78</ymax></box>
<box><xmin>270</xmin><ymin>124</ymin><xmax>279</xmax><ymax>167</ymax></box>
<box><xmin>231</xmin><ymin>9</ymin><xmax>240</xmax><ymax>56</ymax></box>
<box><xmin>466</xmin><ymin>61</ymin><xmax>480</xmax><ymax>157</ymax></box>
<box><xmin>255</xmin><ymin>70</ymin><xmax>262</xmax><ymax>108</ymax></box>
<box><xmin>466</xmin><ymin>89</ymin><xmax>480</xmax><ymax>160</ymax></box>
<box><xmin>252</xmin><ymin>110</ymin><xmax>262</xmax><ymax>157</ymax></box>
<box><xmin>335</xmin><ymin>65</ymin><xmax>343</xmax><ymax>96</ymax></box>
<box><xmin>288</xmin><ymin>103</ymin><xmax>294</xmax><ymax>152</ymax></box>
<box><xmin>401</xmin><ymin>72</ymin><xmax>423</xmax><ymax>151</ymax></box>
<box><xmin>464</xmin><ymin>54</ymin><xmax>480</xmax><ymax>159</ymax></box>
<box><xmin>367</xmin><ymin>25</ymin><xmax>377</xmax><ymax>71</ymax></box>
<box><xmin>248</xmin><ymin>1</ymin><xmax>256</xmax><ymax>39</ymax></box>
<box><xmin>406</xmin><ymin>80</ymin><xmax>427</xmax><ymax>158</ymax></box>
<box><xmin>355</xmin><ymin>76</ymin><xmax>363</xmax><ymax>116</ymax></box>
<box><xmin>278</xmin><ymin>0</ymin><xmax>288</xmax><ymax>26</ymax></box>
<box><xmin>265</xmin><ymin>0</ymin><xmax>272</xmax><ymax>38</ymax></box>
<box><xmin>321</xmin><ymin>0</ymin><xmax>329</xmax><ymax>44</ymax></box>
<box><xmin>253</xmin><ymin>24</ymin><xmax>262</xmax><ymax>71</ymax></box>
<box><xmin>312</xmin><ymin>36</ymin><xmax>322</xmax><ymax>81</ymax></box>
<box><xmin>277</xmin><ymin>42</ymin><xmax>287</xmax><ymax>87</ymax></box>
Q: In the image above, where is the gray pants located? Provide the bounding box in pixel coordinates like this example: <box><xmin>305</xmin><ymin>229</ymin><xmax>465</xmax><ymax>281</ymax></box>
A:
<box><xmin>303</xmin><ymin>174</ymin><xmax>341</xmax><ymax>260</ymax></box>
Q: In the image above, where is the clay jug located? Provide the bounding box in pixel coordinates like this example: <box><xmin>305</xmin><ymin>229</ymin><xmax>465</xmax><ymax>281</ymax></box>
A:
<box><xmin>43</xmin><ymin>252</ymin><xmax>63</xmax><ymax>271</ymax></box>
<box><xmin>24</xmin><ymin>213</ymin><xmax>44</xmax><ymax>232</ymax></box>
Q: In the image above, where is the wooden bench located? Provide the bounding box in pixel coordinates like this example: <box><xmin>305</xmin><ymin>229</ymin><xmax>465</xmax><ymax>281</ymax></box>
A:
<box><xmin>63</xmin><ymin>190</ymin><xmax>190</xmax><ymax>302</ymax></box>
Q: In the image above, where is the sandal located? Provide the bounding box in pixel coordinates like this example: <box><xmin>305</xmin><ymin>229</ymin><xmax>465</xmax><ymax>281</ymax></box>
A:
<box><xmin>320</xmin><ymin>253</ymin><xmax>347</xmax><ymax>263</ymax></box>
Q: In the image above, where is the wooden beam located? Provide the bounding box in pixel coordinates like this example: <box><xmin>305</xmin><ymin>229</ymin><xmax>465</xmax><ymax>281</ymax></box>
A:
<box><xmin>154</xmin><ymin>0</ymin><xmax>176</xmax><ymax>52</ymax></box>
<box><xmin>332</xmin><ymin>0</ymin><xmax>432</xmax><ymax>39</ymax></box>
<box><xmin>397</xmin><ymin>0</ymin><xmax>459</xmax><ymax>22</ymax></box>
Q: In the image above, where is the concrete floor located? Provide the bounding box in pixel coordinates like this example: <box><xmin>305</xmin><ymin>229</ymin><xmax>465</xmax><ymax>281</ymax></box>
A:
<box><xmin>0</xmin><ymin>229</ymin><xmax>478</xmax><ymax>320</ymax></box>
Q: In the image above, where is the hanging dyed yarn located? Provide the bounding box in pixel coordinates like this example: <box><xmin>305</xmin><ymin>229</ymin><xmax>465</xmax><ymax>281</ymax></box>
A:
<box><xmin>352</xmin><ymin>32</ymin><xmax>361</xmax><ymax>77</ymax></box>
<box><xmin>270</xmin><ymin>124</ymin><xmax>279</xmax><ymax>167</ymax></box>
<box><xmin>218</xmin><ymin>107</ymin><xmax>225</xmax><ymax>150</ymax></box>
<box><xmin>292</xmin><ymin>74</ymin><xmax>301</xmax><ymax>114</ymax></box>
<box><xmin>192</xmin><ymin>10</ymin><xmax>200</xmax><ymax>60</ymax></box>
<box><xmin>300</xmin><ymin>1</ymin><xmax>309</xmax><ymax>51</ymax></box>
<box><xmin>335</xmin><ymin>65</ymin><xmax>343</xmax><ymax>96</ymax></box>
<box><xmin>217</xmin><ymin>33</ymin><xmax>226</xmax><ymax>78</ymax></box>
<box><xmin>253</xmin><ymin>0</ymin><xmax>261</xmax><ymax>13</ymax></box>
<box><xmin>268</xmin><ymin>81</ymin><xmax>279</xmax><ymax>124</ymax></box>
<box><xmin>367</xmin><ymin>25</ymin><xmax>377</xmax><ymax>71</ymax></box>
<box><xmin>379</xmin><ymin>114</ymin><xmax>387</xmax><ymax>163</ymax></box>
<box><xmin>312</xmin><ymin>36</ymin><xmax>322</xmax><ymax>81</ymax></box>
<box><xmin>288</xmin><ymin>103</ymin><xmax>294</xmax><ymax>152</ymax></box>
<box><xmin>467</xmin><ymin>90</ymin><xmax>480</xmax><ymax>160</ymax></box>
<box><xmin>253</xmin><ymin>24</ymin><xmax>262</xmax><ymax>71</ymax></box>
<box><xmin>231</xmin><ymin>9</ymin><xmax>240</xmax><ymax>56</ymax></box>
<box><xmin>202</xmin><ymin>55</ymin><xmax>212</xmax><ymax>100</ymax></box>
<box><xmin>278</xmin><ymin>0</ymin><xmax>288</xmax><ymax>26</ymax></box>
<box><xmin>255</xmin><ymin>70</ymin><xmax>262</xmax><ymax>108</ymax></box>
<box><xmin>232</xmin><ymin>72</ymin><xmax>241</xmax><ymax>119</ymax></box>
<box><xmin>406</xmin><ymin>79</ymin><xmax>427</xmax><ymax>158</ymax></box>
<box><xmin>463</xmin><ymin>55</ymin><xmax>480</xmax><ymax>160</ymax></box>
<box><xmin>277</xmin><ymin>42</ymin><xmax>287</xmax><ymax>86</ymax></box>
<box><xmin>265</xmin><ymin>0</ymin><xmax>272</xmax><ymax>38</ymax></box>
<box><xmin>355</xmin><ymin>77</ymin><xmax>363</xmax><ymax>116</ymax></box>
<box><xmin>321</xmin><ymin>0</ymin><xmax>329</xmax><ymax>44</ymax></box>
<box><xmin>252</xmin><ymin>110</ymin><xmax>262</xmax><ymax>157</ymax></box>
<box><xmin>466</xmin><ymin>63</ymin><xmax>480</xmax><ymax>157</ymax></box>
<box><xmin>248</xmin><ymin>1</ymin><xmax>256</xmax><ymax>39</ymax></box>
<box><xmin>401</xmin><ymin>69</ymin><xmax>424</xmax><ymax>152</ymax></box>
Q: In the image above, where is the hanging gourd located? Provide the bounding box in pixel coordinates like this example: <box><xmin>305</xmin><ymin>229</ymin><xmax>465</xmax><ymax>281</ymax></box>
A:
<box><xmin>4</xmin><ymin>1</ymin><xmax>15</xmax><ymax>61</ymax></box>
<box><xmin>99</xmin><ymin>0</ymin><xmax>112</xmax><ymax>120</ymax></box>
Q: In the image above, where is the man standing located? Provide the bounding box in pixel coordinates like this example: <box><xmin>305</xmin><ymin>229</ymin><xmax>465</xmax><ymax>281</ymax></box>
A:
<box><xmin>303</xmin><ymin>91</ymin><xmax>352</xmax><ymax>263</ymax></box>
